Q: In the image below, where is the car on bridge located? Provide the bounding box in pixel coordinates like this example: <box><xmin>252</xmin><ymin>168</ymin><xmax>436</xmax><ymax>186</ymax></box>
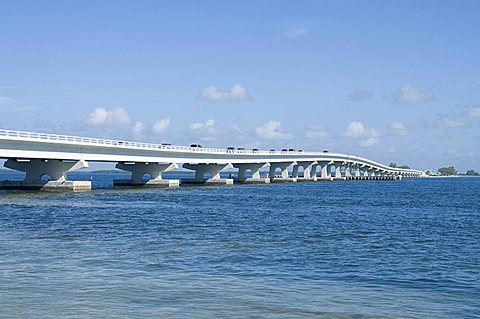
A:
<box><xmin>190</xmin><ymin>144</ymin><xmax>202</xmax><ymax>148</ymax></box>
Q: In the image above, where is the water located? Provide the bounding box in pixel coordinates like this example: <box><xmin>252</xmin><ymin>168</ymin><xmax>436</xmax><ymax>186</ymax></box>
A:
<box><xmin>0</xmin><ymin>174</ymin><xmax>479</xmax><ymax>318</ymax></box>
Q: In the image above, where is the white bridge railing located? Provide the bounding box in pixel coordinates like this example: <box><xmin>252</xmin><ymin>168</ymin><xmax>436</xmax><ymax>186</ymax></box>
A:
<box><xmin>0</xmin><ymin>129</ymin><xmax>309</xmax><ymax>155</ymax></box>
<box><xmin>0</xmin><ymin>129</ymin><xmax>232</xmax><ymax>154</ymax></box>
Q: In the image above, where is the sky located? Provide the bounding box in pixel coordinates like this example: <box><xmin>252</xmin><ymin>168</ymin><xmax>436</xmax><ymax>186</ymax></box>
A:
<box><xmin>1</xmin><ymin>0</ymin><xmax>479</xmax><ymax>172</ymax></box>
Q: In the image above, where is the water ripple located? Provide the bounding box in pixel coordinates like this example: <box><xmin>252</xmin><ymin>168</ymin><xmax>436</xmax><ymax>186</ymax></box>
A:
<box><xmin>0</xmin><ymin>175</ymin><xmax>479</xmax><ymax>318</ymax></box>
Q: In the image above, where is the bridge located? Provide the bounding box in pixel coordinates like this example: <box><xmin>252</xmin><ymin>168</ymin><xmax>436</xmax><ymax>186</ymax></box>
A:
<box><xmin>0</xmin><ymin>129</ymin><xmax>424</xmax><ymax>190</ymax></box>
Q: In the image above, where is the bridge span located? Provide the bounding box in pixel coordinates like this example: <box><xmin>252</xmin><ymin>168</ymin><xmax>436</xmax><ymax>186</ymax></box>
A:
<box><xmin>0</xmin><ymin>129</ymin><xmax>424</xmax><ymax>190</ymax></box>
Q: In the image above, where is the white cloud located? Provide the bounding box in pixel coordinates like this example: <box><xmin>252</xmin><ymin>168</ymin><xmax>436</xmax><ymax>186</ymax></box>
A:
<box><xmin>305</xmin><ymin>125</ymin><xmax>328</xmax><ymax>139</ymax></box>
<box><xmin>255</xmin><ymin>120</ymin><xmax>293</xmax><ymax>140</ymax></box>
<box><xmin>151</xmin><ymin>118</ymin><xmax>170</xmax><ymax>134</ymax></box>
<box><xmin>284</xmin><ymin>25</ymin><xmax>309</xmax><ymax>37</ymax></box>
<box><xmin>360</xmin><ymin>137</ymin><xmax>380</xmax><ymax>147</ymax></box>
<box><xmin>348</xmin><ymin>90</ymin><xmax>373</xmax><ymax>102</ymax></box>
<box><xmin>389</xmin><ymin>122</ymin><xmax>408</xmax><ymax>136</ymax></box>
<box><xmin>197</xmin><ymin>83</ymin><xmax>251</xmax><ymax>102</ymax></box>
<box><xmin>343</xmin><ymin>121</ymin><xmax>365</xmax><ymax>138</ymax></box>
<box><xmin>132</xmin><ymin>121</ymin><xmax>145</xmax><ymax>135</ymax></box>
<box><xmin>391</xmin><ymin>84</ymin><xmax>434</xmax><ymax>104</ymax></box>
<box><xmin>429</xmin><ymin>113</ymin><xmax>468</xmax><ymax>129</ymax></box>
<box><xmin>437</xmin><ymin>118</ymin><xmax>467</xmax><ymax>128</ymax></box>
<box><xmin>189</xmin><ymin>118</ymin><xmax>217</xmax><ymax>141</ymax></box>
<box><xmin>0</xmin><ymin>95</ymin><xmax>13</xmax><ymax>105</ymax></box>
<box><xmin>85</xmin><ymin>107</ymin><xmax>132</xmax><ymax>127</ymax></box>
<box><xmin>190</xmin><ymin>118</ymin><xmax>215</xmax><ymax>132</ymax></box>
<box><xmin>469</xmin><ymin>106</ymin><xmax>480</xmax><ymax>117</ymax></box>
<box><xmin>342</xmin><ymin>121</ymin><xmax>380</xmax><ymax>147</ymax></box>
<box><xmin>342</xmin><ymin>121</ymin><xmax>379</xmax><ymax>138</ymax></box>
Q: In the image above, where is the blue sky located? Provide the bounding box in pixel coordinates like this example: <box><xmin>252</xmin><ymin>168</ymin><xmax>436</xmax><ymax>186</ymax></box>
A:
<box><xmin>1</xmin><ymin>0</ymin><xmax>479</xmax><ymax>171</ymax></box>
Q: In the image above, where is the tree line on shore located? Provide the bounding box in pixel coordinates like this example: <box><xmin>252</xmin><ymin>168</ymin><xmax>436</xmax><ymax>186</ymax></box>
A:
<box><xmin>428</xmin><ymin>167</ymin><xmax>479</xmax><ymax>176</ymax></box>
<box><xmin>389</xmin><ymin>163</ymin><xmax>479</xmax><ymax>176</ymax></box>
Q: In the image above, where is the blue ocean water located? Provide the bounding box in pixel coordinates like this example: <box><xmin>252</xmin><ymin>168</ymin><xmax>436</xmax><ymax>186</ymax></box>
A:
<box><xmin>0</xmin><ymin>173</ymin><xmax>479</xmax><ymax>318</ymax></box>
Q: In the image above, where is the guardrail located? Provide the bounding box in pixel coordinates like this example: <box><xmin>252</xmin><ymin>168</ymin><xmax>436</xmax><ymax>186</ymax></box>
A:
<box><xmin>0</xmin><ymin>129</ymin><xmax>305</xmax><ymax>155</ymax></box>
<box><xmin>0</xmin><ymin>129</ymin><xmax>233</xmax><ymax>154</ymax></box>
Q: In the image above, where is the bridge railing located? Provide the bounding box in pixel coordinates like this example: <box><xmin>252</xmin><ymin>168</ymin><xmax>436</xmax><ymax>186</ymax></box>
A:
<box><xmin>0</xmin><ymin>129</ymin><xmax>266</xmax><ymax>154</ymax></box>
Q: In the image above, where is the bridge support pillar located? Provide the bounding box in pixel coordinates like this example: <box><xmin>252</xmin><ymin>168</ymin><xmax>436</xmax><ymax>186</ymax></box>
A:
<box><xmin>317</xmin><ymin>161</ymin><xmax>333</xmax><ymax>180</ymax></box>
<box><xmin>268</xmin><ymin>162</ymin><xmax>295</xmax><ymax>182</ymax></box>
<box><xmin>344</xmin><ymin>164</ymin><xmax>352</xmax><ymax>178</ymax></box>
<box><xmin>378</xmin><ymin>170</ymin><xmax>387</xmax><ymax>180</ymax></box>
<box><xmin>233</xmin><ymin>163</ymin><xmax>270</xmax><ymax>184</ymax></box>
<box><xmin>309</xmin><ymin>163</ymin><xmax>318</xmax><ymax>181</ymax></box>
<box><xmin>355</xmin><ymin>166</ymin><xmax>361</xmax><ymax>177</ymax></box>
<box><xmin>113</xmin><ymin>162</ymin><xmax>179</xmax><ymax>187</ymax></box>
<box><xmin>0</xmin><ymin>159</ymin><xmax>91</xmax><ymax>191</ymax></box>
<box><xmin>360</xmin><ymin>167</ymin><xmax>369</xmax><ymax>179</ymax></box>
<box><xmin>333</xmin><ymin>162</ymin><xmax>345</xmax><ymax>180</ymax></box>
<box><xmin>182</xmin><ymin>163</ymin><xmax>234</xmax><ymax>185</ymax></box>
<box><xmin>292</xmin><ymin>161</ymin><xmax>316</xmax><ymax>181</ymax></box>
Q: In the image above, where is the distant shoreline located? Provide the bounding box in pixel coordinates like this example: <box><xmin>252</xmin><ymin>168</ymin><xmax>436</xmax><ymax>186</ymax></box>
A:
<box><xmin>426</xmin><ymin>175</ymin><xmax>480</xmax><ymax>178</ymax></box>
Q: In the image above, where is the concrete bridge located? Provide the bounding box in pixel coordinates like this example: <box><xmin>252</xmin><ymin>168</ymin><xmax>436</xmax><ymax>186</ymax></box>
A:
<box><xmin>0</xmin><ymin>129</ymin><xmax>424</xmax><ymax>191</ymax></box>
